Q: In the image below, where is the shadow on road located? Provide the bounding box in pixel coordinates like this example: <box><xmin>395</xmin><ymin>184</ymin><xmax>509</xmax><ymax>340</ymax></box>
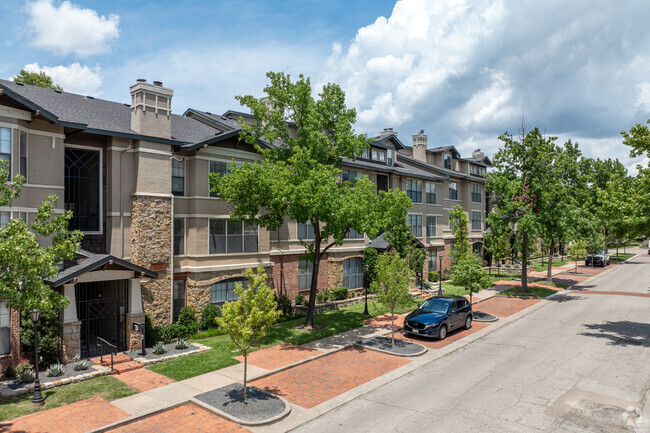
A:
<box><xmin>579</xmin><ymin>321</ymin><xmax>650</xmax><ymax>347</ymax></box>
<box><xmin>547</xmin><ymin>293</ymin><xmax>582</xmax><ymax>303</ymax></box>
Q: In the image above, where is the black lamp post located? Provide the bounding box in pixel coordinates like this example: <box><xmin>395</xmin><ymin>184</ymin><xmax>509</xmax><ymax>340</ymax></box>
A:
<box><xmin>30</xmin><ymin>308</ymin><xmax>44</xmax><ymax>407</ymax></box>
<box><xmin>363</xmin><ymin>263</ymin><xmax>370</xmax><ymax>316</ymax></box>
<box><xmin>438</xmin><ymin>253</ymin><xmax>444</xmax><ymax>296</ymax></box>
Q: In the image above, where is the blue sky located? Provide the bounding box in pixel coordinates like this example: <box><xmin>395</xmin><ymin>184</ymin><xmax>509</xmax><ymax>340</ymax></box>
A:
<box><xmin>2</xmin><ymin>0</ymin><xmax>650</xmax><ymax>171</ymax></box>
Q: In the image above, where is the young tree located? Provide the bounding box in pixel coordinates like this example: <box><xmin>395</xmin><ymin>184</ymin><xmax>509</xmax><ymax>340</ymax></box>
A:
<box><xmin>0</xmin><ymin>161</ymin><xmax>81</xmax><ymax>313</ymax></box>
<box><xmin>370</xmin><ymin>251</ymin><xmax>413</xmax><ymax>346</ymax></box>
<box><xmin>13</xmin><ymin>70</ymin><xmax>62</xmax><ymax>90</ymax></box>
<box><xmin>484</xmin><ymin>227</ymin><xmax>511</xmax><ymax>276</ymax></box>
<box><xmin>213</xmin><ymin>72</ymin><xmax>411</xmax><ymax>328</ymax></box>
<box><xmin>217</xmin><ymin>266</ymin><xmax>281</xmax><ymax>402</ymax></box>
<box><xmin>448</xmin><ymin>205</ymin><xmax>491</xmax><ymax>302</ymax></box>
<box><xmin>567</xmin><ymin>240</ymin><xmax>586</xmax><ymax>274</ymax></box>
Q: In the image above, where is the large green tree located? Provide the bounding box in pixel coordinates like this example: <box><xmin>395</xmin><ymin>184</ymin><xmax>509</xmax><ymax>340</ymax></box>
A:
<box><xmin>212</xmin><ymin>72</ymin><xmax>411</xmax><ymax>328</ymax></box>
<box><xmin>13</xmin><ymin>70</ymin><xmax>62</xmax><ymax>90</ymax></box>
<box><xmin>622</xmin><ymin>120</ymin><xmax>650</xmax><ymax>236</ymax></box>
<box><xmin>0</xmin><ymin>161</ymin><xmax>81</xmax><ymax>312</ymax></box>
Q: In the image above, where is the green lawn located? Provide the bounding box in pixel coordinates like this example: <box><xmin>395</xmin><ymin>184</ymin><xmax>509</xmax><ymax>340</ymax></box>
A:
<box><xmin>149</xmin><ymin>298</ymin><xmax>423</xmax><ymax>381</ymax></box>
<box><xmin>532</xmin><ymin>259</ymin><xmax>568</xmax><ymax>272</ymax></box>
<box><xmin>0</xmin><ymin>375</ymin><xmax>136</xmax><ymax>421</ymax></box>
<box><xmin>497</xmin><ymin>286</ymin><xmax>557</xmax><ymax>297</ymax></box>
<box><xmin>609</xmin><ymin>253</ymin><xmax>635</xmax><ymax>263</ymax></box>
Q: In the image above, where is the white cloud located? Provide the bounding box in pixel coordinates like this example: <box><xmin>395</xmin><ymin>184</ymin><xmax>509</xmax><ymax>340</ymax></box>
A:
<box><xmin>24</xmin><ymin>62</ymin><xmax>103</xmax><ymax>96</ymax></box>
<box><xmin>636</xmin><ymin>82</ymin><xmax>650</xmax><ymax>111</ymax></box>
<box><xmin>26</xmin><ymin>0</ymin><xmax>119</xmax><ymax>57</ymax></box>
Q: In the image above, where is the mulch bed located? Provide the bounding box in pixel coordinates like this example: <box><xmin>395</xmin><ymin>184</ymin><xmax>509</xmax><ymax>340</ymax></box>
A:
<box><xmin>355</xmin><ymin>336</ymin><xmax>427</xmax><ymax>356</ymax></box>
<box><xmin>194</xmin><ymin>383</ymin><xmax>287</xmax><ymax>423</ymax></box>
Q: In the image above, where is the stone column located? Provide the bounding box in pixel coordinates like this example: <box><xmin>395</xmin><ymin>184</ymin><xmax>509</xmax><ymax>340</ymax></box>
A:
<box><xmin>60</xmin><ymin>283</ymin><xmax>81</xmax><ymax>362</ymax></box>
<box><xmin>126</xmin><ymin>278</ymin><xmax>145</xmax><ymax>351</ymax></box>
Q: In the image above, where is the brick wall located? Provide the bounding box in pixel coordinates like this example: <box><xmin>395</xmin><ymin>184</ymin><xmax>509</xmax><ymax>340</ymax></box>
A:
<box><xmin>271</xmin><ymin>253</ymin><xmax>328</xmax><ymax>299</ymax></box>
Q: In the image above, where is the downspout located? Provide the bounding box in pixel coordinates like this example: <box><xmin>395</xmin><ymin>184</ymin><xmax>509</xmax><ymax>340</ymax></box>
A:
<box><xmin>120</xmin><ymin>140</ymin><xmax>134</xmax><ymax>259</ymax></box>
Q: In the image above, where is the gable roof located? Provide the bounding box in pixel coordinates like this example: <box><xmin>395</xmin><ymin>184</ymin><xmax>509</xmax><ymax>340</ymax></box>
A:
<box><xmin>45</xmin><ymin>254</ymin><xmax>158</xmax><ymax>287</ymax></box>
<box><xmin>370</xmin><ymin>133</ymin><xmax>406</xmax><ymax>150</ymax></box>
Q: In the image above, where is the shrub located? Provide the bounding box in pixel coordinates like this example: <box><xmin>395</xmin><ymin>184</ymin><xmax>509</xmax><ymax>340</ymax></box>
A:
<box><xmin>159</xmin><ymin>323</ymin><xmax>190</xmax><ymax>343</ymax></box>
<box><xmin>315</xmin><ymin>291</ymin><xmax>325</xmax><ymax>304</ymax></box>
<box><xmin>19</xmin><ymin>369</ymin><xmax>35</xmax><ymax>383</ymax></box>
<box><xmin>46</xmin><ymin>363</ymin><xmax>64</xmax><ymax>377</ymax></box>
<box><xmin>144</xmin><ymin>314</ymin><xmax>160</xmax><ymax>347</ymax></box>
<box><xmin>175</xmin><ymin>338</ymin><xmax>188</xmax><ymax>350</ymax></box>
<box><xmin>177</xmin><ymin>306</ymin><xmax>199</xmax><ymax>336</ymax></box>
<box><xmin>74</xmin><ymin>360</ymin><xmax>89</xmax><ymax>371</ymax></box>
<box><xmin>331</xmin><ymin>287</ymin><xmax>348</xmax><ymax>301</ymax></box>
<box><xmin>199</xmin><ymin>304</ymin><xmax>221</xmax><ymax>330</ymax></box>
<box><xmin>422</xmin><ymin>281</ymin><xmax>434</xmax><ymax>291</ymax></box>
<box><xmin>294</xmin><ymin>293</ymin><xmax>306</xmax><ymax>306</ymax></box>
<box><xmin>2</xmin><ymin>365</ymin><xmax>16</xmax><ymax>379</ymax></box>
<box><xmin>21</xmin><ymin>307</ymin><xmax>60</xmax><ymax>364</ymax></box>
<box><xmin>275</xmin><ymin>293</ymin><xmax>293</xmax><ymax>316</ymax></box>
<box><xmin>154</xmin><ymin>343</ymin><xmax>167</xmax><ymax>355</ymax></box>
<box><xmin>428</xmin><ymin>271</ymin><xmax>439</xmax><ymax>282</ymax></box>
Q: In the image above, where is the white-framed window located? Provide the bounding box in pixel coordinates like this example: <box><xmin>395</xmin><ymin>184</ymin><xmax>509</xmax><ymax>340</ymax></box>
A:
<box><xmin>406</xmin><ymin>179</ymin><xmax>422</xmax><ymax>203</ymax></box>
<box><xmin>425</xmin><ymin>183</ymin><xmax>436</xmax><ymax>204</ymax></box>
<box><xmin>298</xmin><ymin>220</ymin><xmax>315</xmax><ymax>240</ymax></box>
<box><xmin>444</xmin><ymin>154</ymin><xmax>451</xmax><ymax>169</ymax></box>
<box><xmin>343</xmin><ymin>257</ymin><xmax>363</xmax><ymax>289</ymax></box>
<box><xmin>428</xmin><ymin>251</ymin><xmax>437</xmax><ymax>272</ymax></box>
<box><xmin>388</xmin><ymin>149</ymin><xmax>394</xmax><ymax>166</ymax></box>
<box><xmin>471</xmin><ymin>184</ymin><xmax>482</xmax><ymax>203</ymax></box>
<box><xmin>361</xmin><ymin>148</ymin><xmax>370</xmax><ymax>159</ymax></box>
<box><xmin>449</xmin><ymin>181</ymin><xmax>458</xmax><ymax>200</ymax></box>
<box><xmin>341</xmin><ymin>169</ymin><xmax>363</xmax><ymax>182</ymax></box>
<box><xmin>0</xmin><ymin>302</ymin><xmax>10</xmax><ymax>356</ymax></box>
<box><xmin>408</xmin><ymin>214</ymin><xmax>422</xmax><ymax>238</ymax></box>
<box><xmin>345</xmin><ymin>228</ymin><xmax>364</xmax><ymax>239</ymax></box>
<box><xmin>171</xmin><ymin>158</ymin><xmax>184</xmax><ymax>196</ymax></box>
<box><xmin>372</xmin><ymin>148</ymin><xmax>386</xmax><ymax>163</ymax></box>
<box><xmin>0</xmin><ymin>212</ymin><xmax>9</xmax><ymax>228</ymax></box>
<box><xmin>19</xmin><ymin>131</ymin><xmax>27</xmax><ymax>179</ymax></box>
<box><xmin>209</xmin><ymin>219</ymin><xmax>258</xmax><ymax>254</ymax></box>
<box><xmin>209</xmin><ymin>160</ymin><xmax>228</xmax><ymax>197</ymax></box>
<box><xmin>470</xmin><ymin>165</ymin><xmax>479</xmax><ymax>175</ymax></box>
<box><xmin>211</xmin><ymin>278</ymin><xmax>247</xmax><ymax>306</ymax></box>
<box><xmin>471</xmin><ymin>211</ymin><xmax>482</xmax><ymax>230</ymax></box>
<box><xmin>0</xmin><ymin>128</ymin><xmax>10</xmax><ymax>174</ymax></box>
<box><xmin>426</xmin><ymin>215</ymin><xmax>437</xmax><ymax>237</ymax></box>
<box><xmin>298</xmin><ymin>259</ymin><xmax>313</xmax><ymax>291</ymax></box>
<box><xmin>173</xmin><ymin>218</ymin><xmax>185</xmax><ymax>255</ymax></box>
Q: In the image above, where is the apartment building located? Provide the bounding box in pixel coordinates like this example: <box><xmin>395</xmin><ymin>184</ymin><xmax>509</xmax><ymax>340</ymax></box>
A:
<box><xmin>0</xmin><ymin>79</ymin><xmax>489</xmax><ymax>361</ymax></box>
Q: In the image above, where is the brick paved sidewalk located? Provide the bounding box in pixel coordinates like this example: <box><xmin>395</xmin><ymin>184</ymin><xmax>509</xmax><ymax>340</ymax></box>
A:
<box><xmin>105</xmin><ymin>404</ymin><xmax>250</xmax><ymax>433</ymax></box>
<box><xmin>114</xmin><ymin>368</ymin><xmax>176</xmax><ymax>392</ymax></box>
<box><xmin>362</xmin><ymin>313</ymin><xmax>406</xmax><ymax>328</ymax></box>
<box><xmin>235</xmin><ymin>343</ymin><xmax>321</xmax><ymax>370</ymax></box>
<box><xmin>1</xmin><ymin>397</ymin><xmax>129</xmax><ymax>433</ymax></box>
<box><xmin>251</xmin><ymin>346</ymin><xmax>410</xmax><ymax>409</ymax></box>
<box><xmin>474</xmin><ymin>296</ymin><xmax>543</xmax><ymax>318</ymax></box>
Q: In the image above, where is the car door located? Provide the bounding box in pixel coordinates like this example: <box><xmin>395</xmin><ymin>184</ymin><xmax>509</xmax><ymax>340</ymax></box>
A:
<box><xmin>448</xmin><ymin>300</ymin><xmax>462</xmax><ymax>330</ymax></box>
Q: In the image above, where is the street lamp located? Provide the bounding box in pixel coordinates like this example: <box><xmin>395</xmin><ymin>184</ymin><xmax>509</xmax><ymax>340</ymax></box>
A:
<box><xmin>30</xmin><ymin>309</ymin><xmax>44</xmax><ymax>407</ymax></box>
<box><xmin>438</xmin><ymin>254</ymin><xmax>444</xmax><ymax>296</ymax></box>
<box><xmin>363</xmin><ymin>263</ymin><xmax>370</xmax><ymax>317</ymax></box>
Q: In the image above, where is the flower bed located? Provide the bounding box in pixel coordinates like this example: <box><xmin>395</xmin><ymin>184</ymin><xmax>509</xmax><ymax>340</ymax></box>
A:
<box><xmin>128</xmin><ymin>342</ymin><xmax>210</xmax><ymax>366</ymax></box>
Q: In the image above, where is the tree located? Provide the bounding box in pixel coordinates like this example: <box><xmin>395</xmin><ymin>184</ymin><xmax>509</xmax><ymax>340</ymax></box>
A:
<box><xmin>567</xmin><ymin>240</ymin><xmax>586</xmax><ymax>274</ymax></box>
<box><xmin>448</xmin><ymin>205</ymin><xmax>491</xmax><ymax>303</ymax></box>
<box><xmin>0</xmin><ymin>161</ymin><xmax>81</xmax><ymax>313</ymax></box>
<box><xmin>370</xmin><ymin>251</ymin><xmax>413</xmax><ymax>346</ymax></box>
<box><xmin>584</xmin><ymin>231</ymin><xmax>606</xmax><ymax>266</ymax></box>
<box><xmin>621</xmin><ymin>119</ymin><xmax>650</xmax><ymax>161</ymax></box>
<box><xmin>216</xmin><ymin>266</ymin><xmax>280</xmax><ymax>402</ymax></box>
<box><xmin>13</xmin><ymin>70</ymin><xmax>62</xmax><ymax>91</ymax></box>
<box><xmin>484</xmin><ymin>227</ymin><xmax>511</xmax><ymax>276</ymax></box>
<box><xmin>213</xmin><ymin>72</ymin><xmax>411</xmax><ymax>328</ymax></box>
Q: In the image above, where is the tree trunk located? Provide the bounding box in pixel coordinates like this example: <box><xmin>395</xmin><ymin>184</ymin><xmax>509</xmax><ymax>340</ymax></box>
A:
<box><xmin>521</xmin><ymin>231</ymin><xmax>529</xmax><ymax>292</ymax></box>
<box><xmin>546</xmin><ymin>239</ymin><xmax>555</xmax><ymax>282</ymax></box>
<box><xmin>243</xmin><ymin>352</ymin><xmax>248</xmax><ymax>402</ymax></box>
<box><xmin>305</xmin><ymin>237</ymin><xmax>322</xmax><ymax>329</ymax></box>
<box><xmin>391</xmin><ymin>309</ymin><xmax>395</xmax><ymax>347</ymax></box>
<box><xmin>470</xmin><ymin>290</ymin><xmax>473</xmax><ymax>304</ymax></box>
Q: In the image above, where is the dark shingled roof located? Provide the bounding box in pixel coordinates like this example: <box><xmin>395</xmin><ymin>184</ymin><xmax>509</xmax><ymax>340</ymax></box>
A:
<box><xmin>366</xmin><ymin>231</ymin><xmax>425</xmax><ymax>251</ymax></box>
<box><xmin>46</xmin><ymin>254</ymin><xmax>158</xmax><ymax>287</ymax></box>
<box><xmin>0</xmin><ymin>79</ymin><xmax>219</xmax><ymax>145</ymax></box>
<box><xmin>397</xmin><ymin>153</ymin><xmax>486</xmax><ymax>182</ymax></box>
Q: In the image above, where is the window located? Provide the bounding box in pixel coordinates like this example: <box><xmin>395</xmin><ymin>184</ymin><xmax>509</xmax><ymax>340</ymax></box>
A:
<box><xmin>343</xmin><ymin>257</ymin><xmax>363</xmax><ymax>289</ymax></box>
<box><xmin>428</xmin><ymin>251</ymin><xmax>437</xmax><ymax>272</ymax></box>
<box><xmin>449</xmin><ymin>181</ymin><xmax>458</xmax><ymax>200</ymax></box>
<box><xmin>298</xmin><ymin>221</ymin><xmax>315</xmax><ymax>240</ymax></box>
<box><xmin>470</xmin><ymin>165</ymin><xmax>479</xmax><ymax>175</ymax></box>
<box><xmin>0</xmin><ymin>302</ymin><xmax>9</xmax><ymax>356</ymax></box>
<box><xmin>408</xmin><ymin>214</ymin><xmax>422</xmax><ymax>237</ymax></box>
<box><xmin>346</xmin><ymin>228</ymin><xmax>364</xmax><ymax>239</ymax></box>
<box><xmin>406</xmin><ymin>179</ymin><xmax>422</xmax><ymax>203</ymax></box>
<box><xmin>19</xmin><ymin>132</ymin><xmax>27</xmax><ymax>179</ymax></box>
<box><xmin>342</xmin><ymin>169</ymin><xmax>363</xmax><ymax>182</ymax></box>
<box><xmin>298</xmin><ymin>259</ymin><xmax>313</xmax><ymax>291</ymax></box>
<box><xmin>376</xmin><ymin>174</ymin><xmax>388</xmax><ymax>192</ymax></box>
<box><xmin>473</xmin><ymin>242</ymin><xmax>483</xmax><ymax>258</ymax></box>
<box><xmin>173</xmin><ymin>218</ymin><xmax>185</xmax><ymax>255</ymax></box>
<box><xmin>171</xmin><ymin>158</ymin><xmax>184</xmax><ymax>196</ymax></box>
<box><xmin>172</xmin><ymin>280</ymin><xmax>186</xmax><ymax>322</ymax></box>
<box><xmin>211</xmin><ymin>278</ymin><xmax>247</xmax><ymax>306</ymax></box>
<box><xmin>64</xmin><ymin>147</ymin><xmax>100</xmax><ymax>232</ymax></box>
<box><xmin>471</xmin><ymin>211</ymin><xmax>482</xmax><ymax>230</ymax></box>
<box><xmin>361</xmin><ymin>148</ymin><xmax>369</xmax><ymax>159</ymax></box>
<box><xmin>0</xmin><ymin>212</ymin><xmax>9</xmax><ymax>228</ymax></box>
<box><xmin>449</xmin><ymin>217</ymin><xmax>458</xmax><ymax>230</ymax></box>
<box><xmin>209</xmin><ymin>161</ymin><xmax>228</xmax><ymax>197</ymax></box>
<box><xmin>209</xmin><ymin>219</ymin><xmax>258</xmax><ymax>254</ymax></box>
<box><xmin>372</xmin><ymin>148</ymin><xmax>386</xmax><ymax>163</ymax></box>
<box><xmin>450</xmin><ymin>243</ymin><xmax>456</xmax><ymax>263</ymax></box>
<box><xmin>471</xmin><ymin>184</ymin><xmax>482</xmax><ymax>203</ymax></box>
<box><xmin>426</xmin><ymin>216</ymin><xmax>436</xmax><ymax>237</ymax></box>
<box><xmin>388</xmin><ymin>149</ymin><xmax>394</xmax><ymax>166</ymax></box>
<box><xmin>444</xmin><ymin>155</ymin><xmax>451</xmax><ymax>169</ymax></box>
<box><xmin>0</xmin><ymin>128</ymin><xmax>10</xmax><ymax>173</ymax></box>
<box><xmin>425</xmin><ymin>183</ymin><xmax>436</xmax><ymax>204</ymax></box>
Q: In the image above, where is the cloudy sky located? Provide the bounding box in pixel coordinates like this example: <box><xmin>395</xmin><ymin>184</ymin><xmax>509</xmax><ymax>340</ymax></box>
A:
<box><xmin>2</xmin><ymin>0</ymin><xmax>649</xmax><ymax>171</ymax></box>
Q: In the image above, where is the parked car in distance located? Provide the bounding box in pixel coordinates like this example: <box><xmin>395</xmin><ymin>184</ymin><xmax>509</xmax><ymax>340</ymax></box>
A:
<box><xmin>585</xmin><ymin>251</ymin><xmax>610</xmax><ymax>267</ymax></box>
<box><xmin>403</xmin><ymin>296</ymin><xmax>472</xmax><ymax>340</ymax></box>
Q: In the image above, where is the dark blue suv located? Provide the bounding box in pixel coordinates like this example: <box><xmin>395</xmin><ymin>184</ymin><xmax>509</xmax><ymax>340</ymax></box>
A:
<box><xmin>403</xmin><ymin>296</ymin><xmax>472</xmax><ymax>340</ymax></box>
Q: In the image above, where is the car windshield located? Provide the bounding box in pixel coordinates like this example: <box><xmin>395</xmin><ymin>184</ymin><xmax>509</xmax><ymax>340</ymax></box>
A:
<box><xmin>419</xmin><ymin>299</ymin><xmax>450</xmax><ymax>314</ymax></box>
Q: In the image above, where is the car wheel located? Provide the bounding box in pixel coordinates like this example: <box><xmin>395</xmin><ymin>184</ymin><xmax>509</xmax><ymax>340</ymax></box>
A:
<box><xmin>464</xmin><ymin>315</ymin><xmax>472</xmax><ymax>330</ymax></box>
<box><xmin>438</xmin><ymin>324</ymin><xmax>447</xmax><ymax>340</ymax></box>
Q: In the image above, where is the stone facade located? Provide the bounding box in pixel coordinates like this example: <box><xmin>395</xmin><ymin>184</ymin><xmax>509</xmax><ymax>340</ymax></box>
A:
<box><xmin>131</xmin><ymin>195</ymin><xmax>172</xmax><ymax>325</ymax></box>
<box><xmin>270</xmin><ymin>253</ymin><xmax>328</xmax><ymax>299</ymax></box>
<box><xmin>60</xmin><ymin>320</ymin><xmax>81</xmax><ymax>363</ymax></box>
<box><xmin>327</xmin><ymin>251</ymin><xmax>364</xmax><ymax>289</ymax></box>
<box><xmin>125</xmin><ymin>312</ymin><xmax>146</xmax><ymax>352</ymax></box>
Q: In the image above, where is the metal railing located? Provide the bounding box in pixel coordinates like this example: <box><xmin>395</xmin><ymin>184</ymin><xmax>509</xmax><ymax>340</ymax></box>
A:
<box><xmin>96</xmin><ymin>337</ymin><xmax>118</xmax><ymax>371</ymax></box>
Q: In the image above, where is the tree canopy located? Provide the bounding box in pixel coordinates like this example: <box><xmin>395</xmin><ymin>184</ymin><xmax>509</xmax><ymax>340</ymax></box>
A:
<box><xmin>13</xmin><ymin>70</ymin><xmax>63</xmax><ymax>91</ymax></box>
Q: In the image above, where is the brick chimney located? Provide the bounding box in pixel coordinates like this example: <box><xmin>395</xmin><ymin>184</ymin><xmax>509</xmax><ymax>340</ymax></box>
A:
<box><xmin>412</xmin><ymin>129</ymin><xmax>427</xmax><ymax>162</ymax></box>
<box><xmin>379</xmin><ymin>127</ymin><xmax>396</xmax><ymax>138</ymax></box>
<box><xmin>130</xmin><ymin>79</ymin><xmax>173</xmax><ymax>139</ymax></box>
<box><xmin>472</xmin><ymin>149</ymin><xmax>485</xmax><ymax>159</ymax></box>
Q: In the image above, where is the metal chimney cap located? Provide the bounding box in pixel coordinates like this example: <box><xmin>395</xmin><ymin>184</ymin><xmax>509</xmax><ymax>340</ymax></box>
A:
<box><xmin>153</xmin><ymin>81</ymin><xmax>163</xmax><ymax>86</ymax></box>
<box><xmin>136</xmin><ymin>78</ymin><xmax>146</xmax><ymax>83</ymax></box>
<box><xmin>419</xmin><ymin>129</ymin><xmax>425</xmax><ymax>134</ymax></box>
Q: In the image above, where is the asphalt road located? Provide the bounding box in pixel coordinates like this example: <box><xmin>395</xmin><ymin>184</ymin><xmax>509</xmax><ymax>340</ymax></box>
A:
<box><xmin>293</xmin><ymin>250</ymin><xmax>650</xmax><ymax>433</ymax></box>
